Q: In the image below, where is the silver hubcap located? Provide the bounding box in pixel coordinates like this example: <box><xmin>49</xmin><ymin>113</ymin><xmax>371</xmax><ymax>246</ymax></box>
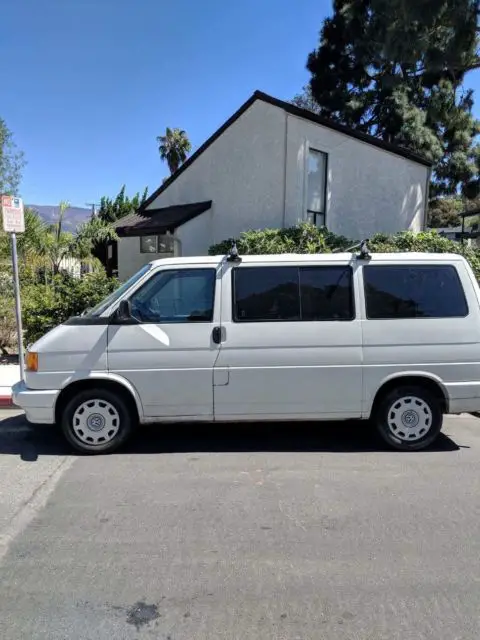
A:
<box><xmin>72</xmin><ymin>399</ymin><xmax>120</xmax><ymax>446</ymax></box>
<box><xmin>387</xmin><ymin>396</ymin><xmax>432</xmax><ymax>441</ymax></box>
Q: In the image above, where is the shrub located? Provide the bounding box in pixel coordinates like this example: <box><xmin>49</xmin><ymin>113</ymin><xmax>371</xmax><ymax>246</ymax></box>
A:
<box><xmin>369</xmin><ymin>230</ymin><xmax>480</xmax><ymax>280</ymax></box>
<box><xmin>0</xmin><ymin>299</ymin><xmax>17</xmax><ymax>355</ymax></box>
<box><xmin>209</xmin><ymin>224</ymin><xmax>480</xmax><ymax>281</ymax></box>
<box><xmin>22</xmin><ymin>271</ymin><xmax>118</xmax><ymax>345</ymax></box>
<box><xmin>208</xmin><ymin>223</ymin><xmax>351</xmax><ymax>256</ymax></box>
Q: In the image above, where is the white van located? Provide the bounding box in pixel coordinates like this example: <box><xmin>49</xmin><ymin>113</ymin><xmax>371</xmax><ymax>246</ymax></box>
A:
<box><xmin>12</xmin><ymin>247</ymin><xmax>480</xmax><ymax>453</ymax></box>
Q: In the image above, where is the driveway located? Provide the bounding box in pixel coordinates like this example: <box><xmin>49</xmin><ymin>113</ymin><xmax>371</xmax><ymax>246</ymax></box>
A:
<box><xmin>0</xmin><ymin>412</ymin><xmax>479</xmax><ymax>639</ymax></box>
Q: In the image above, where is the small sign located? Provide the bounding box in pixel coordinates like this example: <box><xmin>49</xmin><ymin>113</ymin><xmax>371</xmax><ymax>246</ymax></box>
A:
<box><xmin>1</xmin><ymin>195</ymin><xmax>25</xmax><ymax>233</ymax></box>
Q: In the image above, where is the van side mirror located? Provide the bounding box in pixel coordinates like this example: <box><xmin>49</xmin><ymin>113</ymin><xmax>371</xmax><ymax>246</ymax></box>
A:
<box><xmin>117</xmin><ymin>299</ymin><xmax>132</xmax><ymax>322</ymax></box>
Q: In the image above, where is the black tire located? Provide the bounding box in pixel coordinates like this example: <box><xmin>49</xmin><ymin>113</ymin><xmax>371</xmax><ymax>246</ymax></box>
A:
<box><xmin>61</xmin><ymin>387</ymin><xmax>135</xmax><ymax>454</ymax></box>
<box><xmin>374</xmin><ymin>385</ymin><xmax>443</xmax><ymax>451</ymax></box>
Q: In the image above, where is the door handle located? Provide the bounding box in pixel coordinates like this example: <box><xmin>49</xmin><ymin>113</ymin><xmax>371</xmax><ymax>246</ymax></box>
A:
<box><xmin>212</xmin><ymin>326</ymin><xmax>223</xmax><ymax>344</ymax></box>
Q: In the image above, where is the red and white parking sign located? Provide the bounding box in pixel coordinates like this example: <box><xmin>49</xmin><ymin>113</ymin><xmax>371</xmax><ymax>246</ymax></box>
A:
<box><xmin>1</xmin><ymin>195</ymin><xmax>25</xmax><ymax>233</ymax></box>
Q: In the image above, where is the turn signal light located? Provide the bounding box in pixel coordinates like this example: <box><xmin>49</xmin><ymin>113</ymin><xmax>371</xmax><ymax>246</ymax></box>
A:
<box><xmin>25</xmin><ymin>352</ymin><xmax>38</xmax><ymax>372</ymax></box>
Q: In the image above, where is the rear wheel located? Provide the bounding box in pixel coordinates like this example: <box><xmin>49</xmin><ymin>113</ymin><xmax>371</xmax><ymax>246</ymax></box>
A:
<box><xmin>375</xmin><ymin>385</ymin><xmax>443</xmax><ymax>451</ymax></box>
<box><xmin>61</xmin><ymin>388</ymin><xmax>134</xmax><ymax>454</ymax></box>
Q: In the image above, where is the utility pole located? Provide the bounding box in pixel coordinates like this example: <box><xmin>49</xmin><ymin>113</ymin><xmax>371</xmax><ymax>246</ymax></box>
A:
<box><xmin>85</xmin><ymin>202</ymin><xmax>100</xmax><ymax>217</ymax></box>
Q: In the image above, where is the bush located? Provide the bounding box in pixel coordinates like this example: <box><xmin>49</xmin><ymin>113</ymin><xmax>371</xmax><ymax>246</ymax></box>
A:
<box><xmin>0</xmin><ymin>299</ymin><xmax>17</xmax><ymax>355</ymax></box>
<box><xmin>209</xmin><ymin>223</ymin><xmax>351</xmax><ymax>255</ymax></box>
<box><xmin>209</xmin><ymin>224</ymin><xmax>480</xmax><ymax>281</ymax></box>
<box><xmin>22</xmin><ymin>271</ymin><xmax>118</xmax><ymax>345</ymax></box>
<box><xmin>369</xmin><ymin>230</ymin><xmax>480</xmax><ymax>280</ymax></box>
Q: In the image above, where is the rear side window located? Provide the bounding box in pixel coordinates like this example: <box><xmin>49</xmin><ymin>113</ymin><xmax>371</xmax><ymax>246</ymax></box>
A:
<box><xmin>364</xmin><ymin>265</ymin><xmax>468</xmax><ymax>319</ymax></box>
<box><xmin>300</xmin><ymin>266</ymin><xmax>354</xmax><ymax>320</ymax></box>
<box><xmin>232</xmin><ymin>266</ymin><xmax>354</xmax><ymax>322</ymax></box>
<box><xmin>234</xmin><ymin>267</ymin><xmax>300</xmax><ymax>321</ymax></box>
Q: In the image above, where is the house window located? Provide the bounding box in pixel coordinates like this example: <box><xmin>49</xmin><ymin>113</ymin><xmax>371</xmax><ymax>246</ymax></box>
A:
<box><xmin>139</xmin><ymin>234</ymin><xmax>174</xmax><ymax>254</ymax></box>
<box><xmin>306</xmin><ymin>148</ymin><xmax>327</xmax><ymax>227</ymax></box>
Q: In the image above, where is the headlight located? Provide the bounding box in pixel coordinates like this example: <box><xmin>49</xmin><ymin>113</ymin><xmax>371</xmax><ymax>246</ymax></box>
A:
<box><xmin>25</xmin><ymin>352</ymin><xmax>38</xmax><ymax>372</ymax></box>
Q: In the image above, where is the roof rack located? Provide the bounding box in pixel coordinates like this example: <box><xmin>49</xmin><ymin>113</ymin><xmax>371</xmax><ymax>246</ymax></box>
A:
<box><xmin>226</xmin><ymin>242</ymin><xmax>242</xmax><ymax>263</ymax></box>
<box><xmin>333</xmin><ymin>239</ymin><xmax>371</xmax><ymax>259</ymax></box>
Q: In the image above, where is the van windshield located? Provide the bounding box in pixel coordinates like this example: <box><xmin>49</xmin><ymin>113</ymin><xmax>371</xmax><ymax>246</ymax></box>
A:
<box><xmin>86</xmin><ymin>264</ymin><xmax>152</xmax><ymax>317</ymax></box>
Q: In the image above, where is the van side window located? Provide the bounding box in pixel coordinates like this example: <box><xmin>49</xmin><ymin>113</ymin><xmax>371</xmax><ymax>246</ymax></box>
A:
<box><xmin>234</xmin><ymin>267</ymin><xmax>300</xmax><ymax>321</ymax></box>
<box><xmin>300</xmin><ymin>266</ymin><xmax>354</xmax><ymax>320</ymax></box>
<box><xmin>232</xmin><ymin>266</ymin><xmax>354</xmax><ymax>322</ymax></box>
<box><xmin>364</xmin><ymin>265</ymin><xmax>468</xmax><ymax>319</ymax></box>
<box><xmin>129</xmin><ymin>268</ymin><xmax>216</xmax><ymax>323</ymax></box>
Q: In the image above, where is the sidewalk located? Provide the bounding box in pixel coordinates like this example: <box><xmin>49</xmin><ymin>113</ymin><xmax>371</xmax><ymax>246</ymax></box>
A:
<box><xmin>0</xmin><ymin>365</ymin><xmax>20</xmax><ymax>406</ymax></box>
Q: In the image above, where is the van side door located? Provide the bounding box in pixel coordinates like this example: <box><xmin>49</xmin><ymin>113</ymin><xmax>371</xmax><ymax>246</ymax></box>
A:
<box><xmin>213</xmin><ymin>260</ymin><xmax>363</xmax><ymax>420</ymax></box>
<box><xmin>107</xmin><ymin>264</ymin><xmax>222</xmax><ymax>419</ymax></box>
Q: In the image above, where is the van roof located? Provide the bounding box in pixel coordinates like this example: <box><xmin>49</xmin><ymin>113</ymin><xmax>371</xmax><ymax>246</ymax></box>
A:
<box><xmin>150</xmin><ymin>252</ymin><xmax>468</xmax><ymax>267</ymax></box>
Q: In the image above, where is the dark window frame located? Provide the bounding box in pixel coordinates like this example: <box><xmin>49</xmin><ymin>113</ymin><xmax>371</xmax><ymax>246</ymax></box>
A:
<box><xmin>232</xmin><ymin>265</ymin><xmax>355</xmax><ymax>323</ymax></box>
<box><xmin>128</xmin><ymin>267</ymin><xmax>217</xmax><ymax>324</ymax></box>
<box><xmin>139</xmin><ymin>234</ymin><xmax>175</xmax><ymax>254</ymax></box>
<box><xmin>363</xmin><ymin>264</ymin><xmax>469</xmax><ymax>320</ymax></box>
<box><xmin>306</xmin><ymin>148</ymin><xmax>328</xmax><ymax>228</ymax></box>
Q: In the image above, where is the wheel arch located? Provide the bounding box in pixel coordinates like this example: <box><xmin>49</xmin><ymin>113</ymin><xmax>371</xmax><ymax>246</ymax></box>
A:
<box><xmin>55</xmin><ymin>374</ymin><xmax>143</xmax><ymax>425</ymax></box>
<box><xmin>368</xmin><ymin>372</ymin><xmax>449</xmax><ymax>419</ymax></box>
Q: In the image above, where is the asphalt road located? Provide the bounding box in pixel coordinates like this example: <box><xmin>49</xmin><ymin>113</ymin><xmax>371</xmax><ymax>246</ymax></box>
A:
<box><xmin>0</xmin><ymin>410</ymin><xmax>480</xmax><ymax>640</ymax></box>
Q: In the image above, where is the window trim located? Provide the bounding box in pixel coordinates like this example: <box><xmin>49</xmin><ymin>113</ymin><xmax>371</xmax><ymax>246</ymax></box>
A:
<box><xmin>363</xmin><ymin>264</ymin><xmax>469</xmax><ymax>320</ymax></box>
<box><xmin>306</xmin><ymin>147</ymin><xmax>328</xmax><ymax>228</ymax></box>
<box><xmin>231</xmin><ymin>265</ymin><xmax>355</xmax><ymax>323</ymax></box>
<box><xmin>127</xmin><ymin>267</ymin><xmax>217</xmax><ymax>324</ymax></box>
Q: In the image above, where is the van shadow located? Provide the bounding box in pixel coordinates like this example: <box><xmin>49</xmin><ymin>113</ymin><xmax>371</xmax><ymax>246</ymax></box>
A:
<box><xmin>0</xmin><ymin>414</ymin><xmax>461</xmax><ymax>459</ymax></box>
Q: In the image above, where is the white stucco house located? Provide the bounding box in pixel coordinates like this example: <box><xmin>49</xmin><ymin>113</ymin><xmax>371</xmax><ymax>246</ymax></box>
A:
<box><xmin>115</xmin><ymin>90</ymin><xmax>432</xmax><ymax>280</ymax></box>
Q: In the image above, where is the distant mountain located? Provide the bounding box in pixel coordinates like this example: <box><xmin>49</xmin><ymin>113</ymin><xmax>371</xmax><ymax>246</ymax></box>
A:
<box><xmin>27</xmin><ymin>205</ymin><xmax>92</xmax><ymax>233</ymax></box>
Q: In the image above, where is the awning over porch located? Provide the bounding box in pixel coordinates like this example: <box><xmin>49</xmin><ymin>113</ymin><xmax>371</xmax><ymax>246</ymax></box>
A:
<box><xmin>115</xmin><ymin>200</ymin><xmax>212</xmax><ymax>237</ymax></box>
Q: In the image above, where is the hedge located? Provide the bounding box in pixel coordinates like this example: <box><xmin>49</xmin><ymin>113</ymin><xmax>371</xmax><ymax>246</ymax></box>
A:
<box><xmin>208</xmin><ymin>223</ymin><xmax>480</xmax><ymax>280</ymax></box>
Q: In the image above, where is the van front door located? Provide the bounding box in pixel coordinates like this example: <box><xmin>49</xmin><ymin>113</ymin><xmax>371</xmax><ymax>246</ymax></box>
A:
<box><xmin>213</xmin><ymin>262</ymin><xmax>363</xmax><ymax>420</ymax></box>
<box><xmin>107</xmin><ymin>265</ymin><xmax>221</xmax><ymax>419</ymax></box>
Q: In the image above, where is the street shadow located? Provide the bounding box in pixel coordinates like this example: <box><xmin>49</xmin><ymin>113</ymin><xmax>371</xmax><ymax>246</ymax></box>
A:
<box><xmin>0</xmin><ymin>413</ymin><xmax>462</xmax><ymax>459</ymax></box>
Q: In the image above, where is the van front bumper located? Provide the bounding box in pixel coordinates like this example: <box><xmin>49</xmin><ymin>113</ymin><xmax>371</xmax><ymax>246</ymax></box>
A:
<box><xmin>12</xmin><ymin>381</ymin><xmax>58</xmax><ymax>424</ymax></box>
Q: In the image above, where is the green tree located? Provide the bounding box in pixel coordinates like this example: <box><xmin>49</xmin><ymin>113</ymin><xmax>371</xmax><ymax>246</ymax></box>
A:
<box><xmin>93</xmin><ymin>185</ymin><xmax>148</xmax><ymax>272</ymax></box>
<box><xmin>97</xmin><ymin>185</ymin><xmax>148</xmax><ymax>223</ymax></box>
<box><xmin>75</xmin><ymin>214</ymin><xmax>118</xmax><ymax>260</ymax></box>
<box><xmin>0</xmin><ymin>118</ymin><xmax>25</xmax><ymax>196</ymax></box>
<box><xmin>427</xmin><ymin>197</ymin><xmax>464</xmax><ymax>227</ymax></box>
<box><xmin>0</xmin><ymin>207</ymin><xmax>47</xmax><ymax>264</ymax></box>
<box><xmin>41</xmin><ymin>200</ymin><xmax>76</xmax><ymax>274</ymax></box>
<box><xmin>305</xmin><ymin>0</ymin><xmax>480</xmax><ymax>196</ymax></box>
<box><xmin>157</xmin><ymin>127</ymin><xmax>191</xmax><ymax>174</ymax></box>
<box><xmin>292</xmin><ymin>84</ymin><xmax>321</xmax><ymax>113</ymax></box>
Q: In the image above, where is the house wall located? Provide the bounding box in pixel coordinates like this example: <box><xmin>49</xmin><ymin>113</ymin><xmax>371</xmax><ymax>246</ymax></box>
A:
<box><xmin>284</xmin><ymin>114</ymin><xmax>428</xmax><ymax>239</ymax></box>
<box><xmin>117</xmin><ymin>236</ymin><xmax>173</xmax><ymax>281</ymax></box>
<box><xmin>148</xmin><ymin>100</ymin><xmax>287</xmax><ymax>254</ymax></box>
<box><xmin>118</xmin><ymin>99</ymin><xmax>429</xmax><ymax>278</ymax></box>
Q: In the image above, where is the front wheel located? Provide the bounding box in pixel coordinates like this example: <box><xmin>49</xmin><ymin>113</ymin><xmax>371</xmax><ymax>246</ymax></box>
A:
<box><xmin>61</xmin><ymin>388</ymin><xmax>134</xmax><ymax>454</ymax></box>
<box><xmin>375</xmin><ymin>386</ymin><xmax>443</xmax><ymax>451</ymax></box>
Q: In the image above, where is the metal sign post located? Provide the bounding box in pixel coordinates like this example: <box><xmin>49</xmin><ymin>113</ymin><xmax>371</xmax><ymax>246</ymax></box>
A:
<box><xmin>1</xmin><ymin>196</ymin><xmax>25</xmax><ymax>380</ymax></box>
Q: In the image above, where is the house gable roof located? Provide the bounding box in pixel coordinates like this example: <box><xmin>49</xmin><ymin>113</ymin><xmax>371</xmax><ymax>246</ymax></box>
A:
<box><xmin>115</xmin><ymin>200</ymin><xmax>212</xmax><ymax>237</ymax></box>
<box><xmin>140</xmin><ymin>90</ymin><xmax>432</xmax><ymax>213</ymax></box>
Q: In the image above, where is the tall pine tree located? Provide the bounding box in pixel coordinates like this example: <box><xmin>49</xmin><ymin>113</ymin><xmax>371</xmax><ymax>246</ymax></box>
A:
<box><xmin>305</xmin><ymin>0</ymin><xmax>480</xmax><ymax>196</ymax></box>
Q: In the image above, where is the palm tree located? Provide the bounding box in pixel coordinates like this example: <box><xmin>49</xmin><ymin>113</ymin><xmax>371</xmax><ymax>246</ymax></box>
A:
<box><xmin>157</xmin><ymin>127</ymin><xmax>191</xmax><ymax>175</ymax></box>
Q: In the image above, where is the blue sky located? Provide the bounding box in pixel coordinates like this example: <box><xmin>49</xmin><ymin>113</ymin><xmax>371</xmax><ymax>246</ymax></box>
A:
<box><xmin>1</xmin><ymin>0</ymin><xmax>327</xmax><ymax>206</ymax></box>
<box><xmin>1</xmin><ymin>0</ymin><xmax>479</xmax><ymax>207</ymax></box>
